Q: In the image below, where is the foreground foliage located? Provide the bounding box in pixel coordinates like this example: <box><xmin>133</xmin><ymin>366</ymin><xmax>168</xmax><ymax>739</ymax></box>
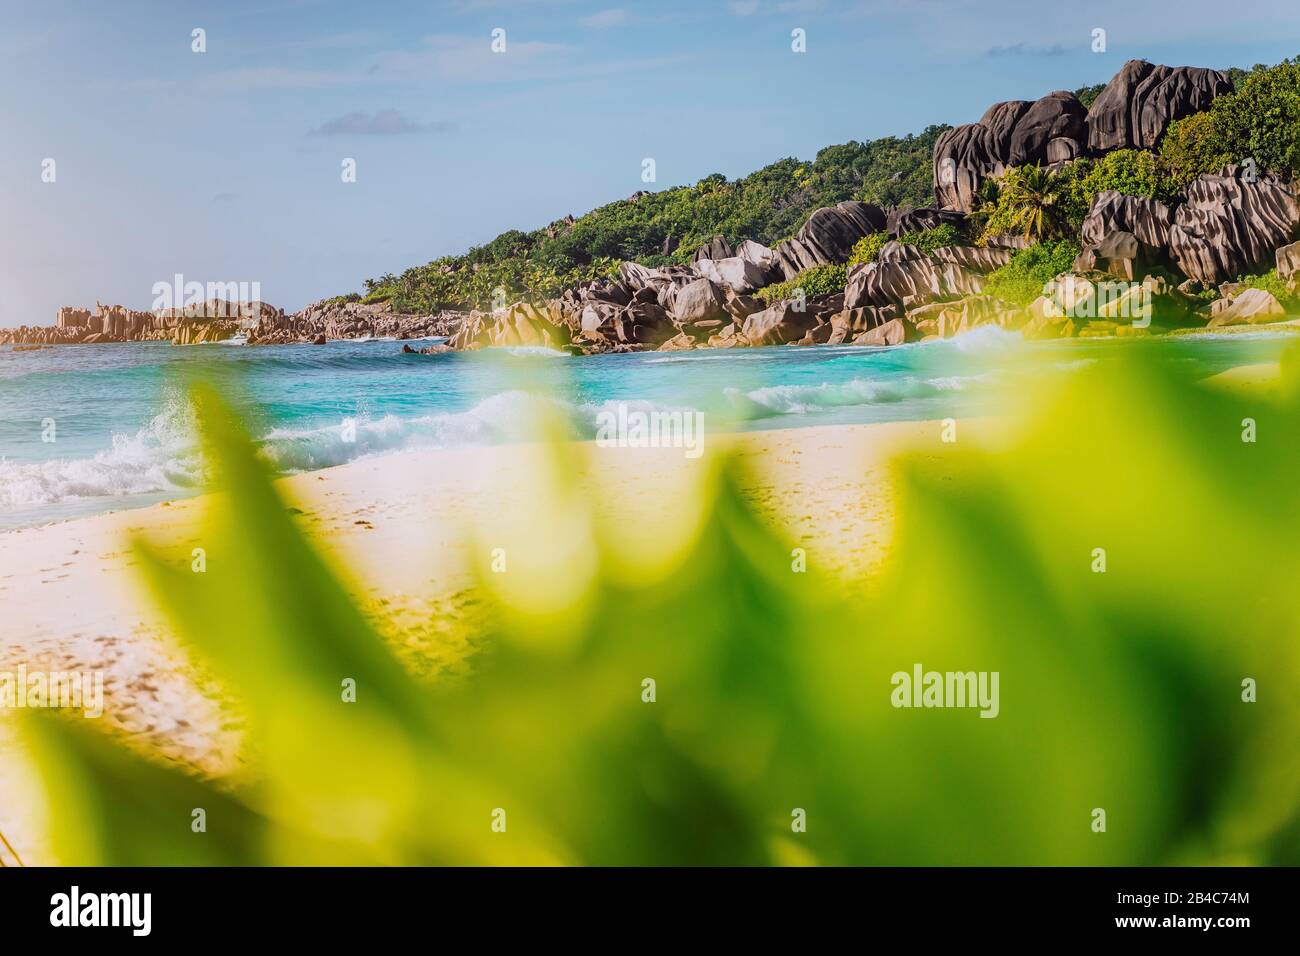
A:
<box><xmin>22</xmin><ymin>351</ymin><xmax>1300</xmax><ymax>865</ymax></box>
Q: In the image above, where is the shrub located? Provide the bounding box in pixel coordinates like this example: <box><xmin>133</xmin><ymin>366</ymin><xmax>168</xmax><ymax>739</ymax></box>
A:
<box><xmin>1073</xmin><ymin>149</ymin><xmax>1174</xmax><ymax>206</ymax></box>
<box><xmin>1209</xmin><ymin>57</ymin><xmax>1300</xmax><ymax>177</ymax></box>
<box><xmin>1073</xmin><ymin>83</ymin><xmax>1106</xmax><ymax>110</ymax></box>
<box><xmin>898</xmin><ymin>223</ymin><xmax>962</xmax><ymax>255</ymax></box>
<box><xmin>1159</xmin><ymin>112</ymin><xmax>1233</xmax><ymax>191</ymax></box>
<box><xmin>982</xmin><ymin>240</ymin><xmax>1082</xmax><ymax>307</ymax></box>
<box><xmin>1153</xmin><ymin>59</ymin><xmax>1300</xmax><ymax>186</ymax></box>
<box><xmin>1237</xmin><ymin>269</ymin><xmax>1300</xmax><ymax>309</ymax></box>
<box><xmin>849</xmin><ymin>225</ymin><xmax>964</xmax><ymax>268</ymax></box>
<box><xmin>755</xmin><ymin>263</ymin><xmax>847</xmax><ymax>305</ymax></box>
<box><xmin>849</xmin><ymin>232</ymin><xmax>888</xmax><ymax>265</ymax></box>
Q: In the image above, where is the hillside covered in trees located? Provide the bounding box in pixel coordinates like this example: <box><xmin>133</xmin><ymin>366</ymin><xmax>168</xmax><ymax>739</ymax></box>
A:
<box><xmin>351</xmin><ymin>66</ymin><xmax>1286</xmax><ymax>316</ymax></box>
<box><xmin>355</xmin><ymin>125</ymin><xmax>961</xmax><ymax>312</ymax></box>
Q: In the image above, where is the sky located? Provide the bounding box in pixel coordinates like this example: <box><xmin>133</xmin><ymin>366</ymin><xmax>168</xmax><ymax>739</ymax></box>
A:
<box><xmin>1</xmin><ymin>0</ymin><xmax>1297</xmax><ymax>325</ymax></box>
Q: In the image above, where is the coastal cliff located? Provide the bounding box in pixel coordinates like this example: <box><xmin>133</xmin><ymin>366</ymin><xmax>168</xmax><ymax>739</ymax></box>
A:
<box><xmin>4</xmin><ymin>57</ymin><xmax>1298</xmax><ymax>352</ymax></box>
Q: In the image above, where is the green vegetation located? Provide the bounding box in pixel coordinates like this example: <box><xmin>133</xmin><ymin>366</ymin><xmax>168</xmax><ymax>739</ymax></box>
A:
<box><xmin>982</xmin><ymin>240</ymin><xmax>1081</xmax><ymax>306</ymax></box>
<box><xmin>21</xmin><ymin>354</ymin><xmax>1300</xmax><ymax>865</ymax></box>
<box><xmin>1208</xmin><ymin>57</ymin><xmax>1300</xmax><ymax>178</ymax></box>
<box><xmin>755</xmin><ymin>263</ymin><xmax>847</xmax><ymax>305</ymax></box>
<box><xmin>1159</xmin><ymin>111</ymin><xmax>1234</xmax><ymax>191</ymax></box>
<box><xmin>849</xmin><ymin>232</ymin><xmax>889</xmax><ymax>266</ymax></box>
<box><xmin>847</xmin><ymin>225</ymin><xmax>962</xmax><ymax>267</ymax></box>
<box><xmin>979</xmin><ymin>165</ymin><xmax>1074</xmax><ymax>243</ymax></box>
<box><xmin>1073</xmin><ymin>149</ymin><xmax>1175</xmax><ymax>204</ymax></box>
<box><xmin>980</xmin><ymin>152</ymin><xmax>1178</xmax><ymax>247</ymax></box>
<box><xmin>898</xmin><ymin>223</ymin><xmax>962</xmax><ymax>255</ymax></box>
<box><xmin>356</xmin><ymin>58</ymin><xmax>1298</xmax><ymax>313</ymax></box>
<box><xmin>1073</xmin><ymin>83</ymin><xmax>1106</xmax><ymax>110</ymax></box>
<box><xmin>360</xmin><ymin>127</ymin><xmax>948</xmax><ymax>312</ymax></box>
<box><xmin>1237</xmin><ymin>269</ymin><xmax>1300</xmax><ymax>309</ymax></box>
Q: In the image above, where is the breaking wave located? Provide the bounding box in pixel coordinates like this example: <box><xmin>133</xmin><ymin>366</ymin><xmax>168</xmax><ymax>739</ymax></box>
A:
<box><xmin>0</xmin><ymin>390</ymin><xmax>695</xmax><ymax>507</ymax></box>
<box><xmin>0</xmin><ymin>395</ymin><xmax>203</xmax><ymax>508</ymax></box>
<box><xmin>727</xmin><ymin>373</ymin><xmax>993</xmax><ymax>418</ymax></box>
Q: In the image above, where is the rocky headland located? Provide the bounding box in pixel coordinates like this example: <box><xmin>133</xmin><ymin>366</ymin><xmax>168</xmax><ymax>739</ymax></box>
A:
<box><xmin>4</xmin><ymin>58</ymin><xmax>1298</xmax><ymax>354</ymax></box>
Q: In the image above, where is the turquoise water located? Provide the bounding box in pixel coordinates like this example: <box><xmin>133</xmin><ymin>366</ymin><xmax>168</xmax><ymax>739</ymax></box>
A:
<box><xmin>0</xmin><ymin>328</ymin><xmax>1292</xmax><ymax>531</ymax></box>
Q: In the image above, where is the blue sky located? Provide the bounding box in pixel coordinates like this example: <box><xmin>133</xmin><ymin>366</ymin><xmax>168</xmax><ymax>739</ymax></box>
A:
<box><xmin>2</xmin><ymin>0</ymin><xmax>1297</xmax><ymax>324</ymax></box>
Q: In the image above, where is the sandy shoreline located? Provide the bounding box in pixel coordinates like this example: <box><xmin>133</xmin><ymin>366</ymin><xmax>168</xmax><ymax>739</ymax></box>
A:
<box><xmin>0</xmin><ymin>359</ymin><xmax>1281</xmax><ymax>862</ymax></box>
<box><xmin>1</xmin><ymin>416</ymin><xmax>989</xmax><ymax>863</ymax></box>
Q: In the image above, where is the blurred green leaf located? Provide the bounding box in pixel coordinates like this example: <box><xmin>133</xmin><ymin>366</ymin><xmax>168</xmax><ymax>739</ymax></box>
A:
<box><xmin>22</xmin><ymin>351</ymin><xmax>1300</xmax><ymax>865</ymax></box>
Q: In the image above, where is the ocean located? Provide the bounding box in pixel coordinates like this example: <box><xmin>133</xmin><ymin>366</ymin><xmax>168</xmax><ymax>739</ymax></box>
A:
<box><xmin>0</xmin><ymin>327</ymin><xmax>1293</xmax><ymax>531</ymax></box>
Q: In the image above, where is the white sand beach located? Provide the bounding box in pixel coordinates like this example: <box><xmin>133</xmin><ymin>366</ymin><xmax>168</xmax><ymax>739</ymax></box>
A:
<box><xmin>0</xmin><ymin>359</ymin><xmax>1283</xmax><ymax>863</ymax></box>
<box><xmin>0</xmin><ymin>416</ymin><xmax>991</xmax><ymax>863</ymax></box>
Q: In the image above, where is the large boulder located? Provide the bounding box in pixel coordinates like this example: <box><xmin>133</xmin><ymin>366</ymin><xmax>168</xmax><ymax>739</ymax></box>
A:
<box><xmin>1008</xmin><ymin>91</ymin><xmax>1087</xmax><ymax>166</ymax></box>
<box><xmin>978</xmin><ymin>100</ymin><xmax>1032</xmax><ymax>156</ymax></box>
<box><xmin>692</xmin><ymin>236</ymin><xmax>734</xmax><ymax>262</ymax></box>
<box><xmin>739</xmin><ymin>301</ymin><xmax>823</xmax><ymax>346</ymax></box>
<box><xmin>827</xmin><ymin>305</ymin><xmax>900</xmax><ymax>344</ymax></box>
<box><xmin>1276</xmin><ymin>241</ymin><xmax>1300</xmax><ymax>281</ymax></box>
<box><xmin>618</xmin><ymin>261</ymin><xmax>656</xmax><ymax>291</ymax></box>
<box><xmin>735</xmin><ymin>240</ymin><xmax>783</xmax><ymax>284</ymax></box>
<box><xmin>933</xmin><ymin>123</ymin><xmax>1002</xmax><ymax>213</ymax></box>
<box><xmin>1207</xmin><ymin>287</ymin><xmax>1286</xmax><ymax>328</ymax></box>
<box><xmin>887</xmin><ymin>206</ymin><xmax>967</xmax><ymax>238</ymax></box>
<box><xmin>932</xmin><ymin>245</ymin><xmax>1013</xmax><ymax>274</ymax></box>
<box><xmin>845</xmin><ymin>257</ymin><xmax>985</xmax><ymax>310</ymax></box>
<box><xmin>1081</xmin><ymin>190</ymin><xmax>1175</xmax><ymax>257</ymax></box>
<box><xmin>852</xmin><ymin>317</ymin><xmax>910</xmax><ymax>347</ymax></box>
<box><xmin>773</xmin><ymin>201</ymin><xmax>887</xmax><ymax>279</ymax></box>
<box><xmin>670</xmin><ymin>278</ymin><xmax>728</xmax><ymax>326</ymax></box>
<box><xmin>878</xmin><ymin>240</ymin><xmax>928</xmax><ymax>262</ymax></box>
<box><xmin>879</xmin><ymin>241</ymin><xmax>1008</xmax><ymax>274</ymax></box>
<box><xmin>933</xmin><ymin>93</ymin><xmax>1084</xmax><ymax>212</ymax></box>
<box><xmin>692</xmin><ymin>255</ymin><xmax>771</xmax><ymax>294</ymax></box>
<box><xmin>1086</xmin><ymin>60</ymin><xmax>1233</xmax><ymax>153</ymax></box>
<box><xmin>1168</xmin><ymin>167</ymin><xmax>1300</xmax><ymax>286</ymax></box>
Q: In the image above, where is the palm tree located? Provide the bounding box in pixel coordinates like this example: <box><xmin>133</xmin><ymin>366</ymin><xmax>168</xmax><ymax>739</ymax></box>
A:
<box><xmin>1001</xmin><ymin>165</ymin><xmax>1071</xmax><ymax>243</ymax></box>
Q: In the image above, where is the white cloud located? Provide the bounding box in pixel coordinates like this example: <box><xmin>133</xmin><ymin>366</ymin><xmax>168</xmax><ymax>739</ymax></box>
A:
<box><xmin>308</xmin><ymin>109</ymin><xmax>455</xmax><ymax>136</ymax></box>
<box><xmin>581</xmin><ymin>8</ymin><xmax>628</xmax><ymax>28</ymax></box>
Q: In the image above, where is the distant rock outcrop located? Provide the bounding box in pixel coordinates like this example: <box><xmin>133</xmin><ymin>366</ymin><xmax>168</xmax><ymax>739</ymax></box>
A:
<box><xmin>1086</xmin><ymin>60</ymin><xmax>1233</xmax><ymax>153</ymax></box>
<box><xmin>692</xmin><ymin>236</ymin><xmax>734</xmax><ymax>263</ymax></box>
<box><xmin>934</xmin><ymin>61</ymin><xmax>1234</xmax><ymax>213</ymax></box>
<box><xmin>933</xmin><ymin>91</ymin><xmax>1087</xmax><ymax>211</ymax></box>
